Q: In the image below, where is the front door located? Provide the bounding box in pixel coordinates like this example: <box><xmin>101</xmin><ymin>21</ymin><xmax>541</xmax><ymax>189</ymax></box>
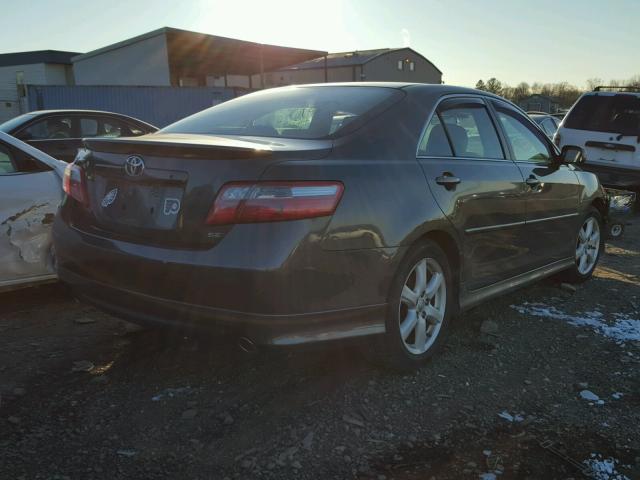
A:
<box><xmin>491</xmin><ymin>100</ymin><xmax>582</xmax><ymax>267</ymax></box>
<box><xmin>0</xmin><ymin>141</ymin><xmax>60</xmax><ymax>288</ymax></box>
<box><xmin>417</xmin><ymin>97</ymin><xmax>529</xmax><ymax>291</ymax></box>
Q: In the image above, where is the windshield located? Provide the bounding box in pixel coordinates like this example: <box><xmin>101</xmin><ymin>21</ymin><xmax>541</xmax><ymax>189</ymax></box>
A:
<box><xmin>564</xmin><ymin>94</ymin><xmax>640</xmax><ymax>135</ymax></box>
<box><xmin>161</xmin><ymin>86</ymin><xmax>402</xmax><ymax>139</ymax></box>
<box><xmin>0</xmin><ymin>113</ymin><xmax>34</xmax><ymax>133</ymax></box>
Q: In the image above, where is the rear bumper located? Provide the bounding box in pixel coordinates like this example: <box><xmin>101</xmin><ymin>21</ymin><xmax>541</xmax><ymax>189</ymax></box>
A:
<box><xmin>53</xmin><ymin>216</ymin><xmax>396</xmax><ymax>346</ymax></box>
<box><xmin>60</xmin><ymin>266</ymin><xmax>386</xmax><ymax>345</ymax></box>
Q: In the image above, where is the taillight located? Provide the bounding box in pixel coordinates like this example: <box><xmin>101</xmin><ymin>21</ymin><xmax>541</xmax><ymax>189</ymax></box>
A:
<box><xmin>206</xmin><ymin>181</ymin><xmax>344</xmax><ymax>225</ymax></box>
<box><xmin>63</xmin><ymin>163</ymin><xmax>89</xmax><ymax>207</ymax></box>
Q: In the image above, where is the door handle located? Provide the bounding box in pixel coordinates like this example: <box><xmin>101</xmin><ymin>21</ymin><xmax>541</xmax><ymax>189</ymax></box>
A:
<box><xmin>435</xmin><ymin>174</ymin><xmax>461</xmax><ymax>188</ymax></box>
<box><xmin>526</xmin><ymin>176</ymin><xmax>541</xmax><ymax>187</ymax></box>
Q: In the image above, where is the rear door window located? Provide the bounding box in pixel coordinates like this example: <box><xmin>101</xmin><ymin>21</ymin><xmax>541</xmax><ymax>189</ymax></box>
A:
<box><xmin>439</xmin><ymin>105</ymin><xmax>504</xmax><ymax>159</ymax></box>
<box><xmin>418</xmin><ymin>115</ymin><xmax>453</xmax><ymax>156</ymax></box>
<box><xmin>418</xmin><ymin>101</ymin><xmax>504</xmax><ymax>159</ymax></box>
<box><xmin>565</xmin><ymin>94</ymin><xmax>640</xmax><ymax>135</ymax></box>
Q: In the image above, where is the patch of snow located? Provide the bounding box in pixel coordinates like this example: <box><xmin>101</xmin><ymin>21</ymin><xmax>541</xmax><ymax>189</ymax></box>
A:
<box><xmin>151</xmin><ymin>386</ymin><xmax>192</xmax><ymax>402</ymax></box>
<box><xmin>479</xmin><ymin>473</ymin><xmax>497</xmax><ymax>480</ymax></box>
<box><xmin>510</xmin><ymin>303</ymin><xmax>640</xmax><ymax>344</ymax></box>
<box><xmin>580</xmin><ymin>390</ymin><xmax>600</xmax><ymax>401</ymax></box>
<box><xmin>498</xmin><ymin>411</ymin><xmax>524</xmax><ymax>422</ymax></box>
<box><xmin>584</xmin><ymin>454</ymin><xmax>630</xmax><ymax>480</ymax></box>
<box><xmin>611</xmin><ymin>392</ymin><xmax>623</xmax><ymax>400</ymax></box>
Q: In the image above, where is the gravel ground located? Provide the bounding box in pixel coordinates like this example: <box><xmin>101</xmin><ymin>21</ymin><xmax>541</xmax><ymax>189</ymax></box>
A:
<box><xmin>1</xmin><ymin>220</ymin><xmax>639</xmax><ymax>480</ymax></box>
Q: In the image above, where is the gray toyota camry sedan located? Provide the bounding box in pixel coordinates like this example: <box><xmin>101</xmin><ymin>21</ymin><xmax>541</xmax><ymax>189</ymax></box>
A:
<box><xmin>53</xmin><ymin>83</ymin><xmax>607</xmax><ymax>369</ymax></box>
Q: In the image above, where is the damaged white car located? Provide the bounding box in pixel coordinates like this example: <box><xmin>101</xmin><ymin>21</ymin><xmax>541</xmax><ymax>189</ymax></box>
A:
<box><xmin>0</xmin><ymin>131</ymin><xmax>66</xmax><ymax>292</ymax></box>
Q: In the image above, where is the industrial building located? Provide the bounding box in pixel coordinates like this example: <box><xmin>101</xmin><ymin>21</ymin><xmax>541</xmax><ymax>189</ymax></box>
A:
<box><xmin>72</xmin><ymin>27</ymin><xmax>327</xmax><ymax>89</ymax></box>
<box><xmin>1</xmin><ymin>28</ymin><xmax>444</xmax><ymax>126</ymax></box>
<box><xmin>263</xmin><ymin>48</ymin><xmax>443</xmax><ymax>87</ymax></box>
<box><xmin>0</xmin><ymin>50</ymin><xmax>78</xmax><ymax>123</ymax></box>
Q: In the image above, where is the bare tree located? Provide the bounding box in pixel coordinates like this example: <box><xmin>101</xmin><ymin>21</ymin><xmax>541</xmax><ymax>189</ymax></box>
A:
<box><xmin>511</xmin><ymin>82</ymin><xmax>531</xmax><ymax>102</ymax></box>
<box><xmin>475</xmin><ymin>79</ymin><xmax>486</xmax><ymax>91</ymax></box>
<box><xmin>485</xmin><ymin>78</ymin><xmax>503</xmax><ymax>95</ymax></box>
<box><xmin>626</xmin><ymin>75</ymin><xmax>640</xmax><ymax>88</ymax></box>
<box><xmin>586</xmin><ymin>78</ymin><xmax>603</xmax><ymax>91</ymax></box>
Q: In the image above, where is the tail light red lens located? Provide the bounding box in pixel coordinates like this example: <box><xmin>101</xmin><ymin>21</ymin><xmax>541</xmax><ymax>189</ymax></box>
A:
<box><xmin>206</xmin><ymin>181</ymin><xmax>344</xmax><ymax>225</ymax></box>
<box><xmin>63</xmin><ymin>163</ymin><xmax>89</xmax><ymax>207</ymax></box>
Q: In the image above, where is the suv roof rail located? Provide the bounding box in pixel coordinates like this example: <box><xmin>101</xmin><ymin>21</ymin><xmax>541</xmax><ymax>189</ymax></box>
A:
<box><xmin>594</xmin><ymin>85</ymin><xmax>640</xmax><ymax>92</ymax></box>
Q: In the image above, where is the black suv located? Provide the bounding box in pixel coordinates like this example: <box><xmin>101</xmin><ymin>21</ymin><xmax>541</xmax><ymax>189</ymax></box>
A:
<box><xmin>53</xmin><ymin>84</ymin><xmax>607</xmax><ymax>369</ymax></box>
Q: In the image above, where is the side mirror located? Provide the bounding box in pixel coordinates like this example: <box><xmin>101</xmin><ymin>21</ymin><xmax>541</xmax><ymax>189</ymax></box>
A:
<box><xmin>560</xmin><ymin>145</ymin><xmax>584</xmax><ymax>164</ymax></box>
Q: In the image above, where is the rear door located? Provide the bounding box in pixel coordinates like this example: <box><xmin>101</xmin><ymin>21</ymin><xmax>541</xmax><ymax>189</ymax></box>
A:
<box><xmin>492</xmin><ymin>99</ymin><xmax>581</xmax><ymax>267</ymax></box>
<box><xmin>417</xmin><ymin>96</ymin><xmax>529</xmax><ymax>291</ymax></box>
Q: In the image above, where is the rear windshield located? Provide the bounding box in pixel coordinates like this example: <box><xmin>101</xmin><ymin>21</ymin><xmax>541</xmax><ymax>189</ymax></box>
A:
<box><xmin>162</xmin><ymin>86</ymin><xmax>402</xmax><ymax>139</ymax></box>
<box><xmin>565</xmin><ymin>94</ymin><xmax>640</xmax><ymax>135</ymax></box>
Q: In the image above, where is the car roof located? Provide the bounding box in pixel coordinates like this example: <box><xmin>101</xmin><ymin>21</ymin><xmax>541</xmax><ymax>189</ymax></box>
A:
<box><xmin>276</xmin><ymin>82</ymin><xmax>507</xmax><ymax>101</ymax></box>
<box><xmin>582</xmin><ymin>90</ymin><xmax>640</xmax><ymax>98</ymax></box>
<box><xmin>27</xmin><ymin>109</ymin><xmax>137</xmax><ymax>117</ymax></box>
<box><xmin>296</xmin><ymin>82</ymin><xmax>488</xmax><ymax>93</ymax></box>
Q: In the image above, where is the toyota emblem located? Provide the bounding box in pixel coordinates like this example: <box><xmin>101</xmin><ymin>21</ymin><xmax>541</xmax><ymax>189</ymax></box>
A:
<box><xmin>124</xmin><ymin>155</ymin><xmax>145</xmax><ymax>176</ymax></box>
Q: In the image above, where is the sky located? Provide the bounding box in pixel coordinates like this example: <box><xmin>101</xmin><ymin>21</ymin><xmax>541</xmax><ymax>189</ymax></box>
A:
<box><xmin>1</xmin><ymin>0</ymin><xmax>639</xmax><ymax>88</ymax></box>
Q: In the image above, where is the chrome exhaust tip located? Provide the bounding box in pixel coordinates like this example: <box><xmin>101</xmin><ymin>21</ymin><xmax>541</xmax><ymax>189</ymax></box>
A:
<box><xmin>237</xmin><ymin>336</ymin><xmax>258</xmax><ymax>353</ymax></box>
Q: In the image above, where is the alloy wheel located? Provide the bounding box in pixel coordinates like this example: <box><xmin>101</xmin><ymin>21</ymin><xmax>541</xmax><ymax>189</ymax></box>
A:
<box><xmin>576</xmin><ymin>217</ymin><xmax>600</xmax><ymax>275</ymax></box>
<box><xmin>398</xmin><ymin>257</ymin><xmax>447</xmax><ymax>355</ymax></box>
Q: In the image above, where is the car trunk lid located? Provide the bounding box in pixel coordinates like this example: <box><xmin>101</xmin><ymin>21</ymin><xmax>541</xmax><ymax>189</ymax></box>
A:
<box><xmin>78</xmin><ymin>133</ymin><xmax>332</xmax><ymax>246</ymax></box>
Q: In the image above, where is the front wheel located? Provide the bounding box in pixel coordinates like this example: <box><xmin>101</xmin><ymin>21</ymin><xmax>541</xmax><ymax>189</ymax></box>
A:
<box><xmin>364</xmin><ymin>241</ymin><xmax>454</xmax><ymax>370</ymax></box>
<box><xmin>560</xmin><ymin>208</ymin><xmax>604</xmax><ymax>283</ymax></box>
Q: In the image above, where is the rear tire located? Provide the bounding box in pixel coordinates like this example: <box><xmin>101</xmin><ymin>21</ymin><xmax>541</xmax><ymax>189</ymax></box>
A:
<box><xmin>364</xmin><ymin>240</ymin><xmax>454</xmax><ymax>370</ymax></box>
<box><xmin>558</xmin><ymin>208</ymin><xmax>604</xmax><ymax>283</ymax></box>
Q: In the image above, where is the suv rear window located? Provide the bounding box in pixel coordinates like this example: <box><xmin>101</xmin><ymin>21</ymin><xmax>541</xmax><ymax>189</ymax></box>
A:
<box><xmin>565</xmin><ymin>94</ymin><xmax>640</xmax><ymax>135</ymax></box>
<box><xmin>162</xmin><ymin>86</ymin><xmax>403</xmax><ymax>139</ymax></box>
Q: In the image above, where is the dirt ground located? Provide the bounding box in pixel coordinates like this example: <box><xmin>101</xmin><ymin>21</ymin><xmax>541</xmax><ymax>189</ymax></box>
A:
<box><xmin>1</xmin><ymin>221</ymin><xmax>639</xmax><ymax>480</ymax></box>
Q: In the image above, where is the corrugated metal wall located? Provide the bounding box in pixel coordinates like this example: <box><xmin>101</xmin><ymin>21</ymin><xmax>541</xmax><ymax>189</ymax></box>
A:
<box><xmin>26</xmin><ymin>85</ymin><xmax>245</xmax><ymax>127</ymax></box>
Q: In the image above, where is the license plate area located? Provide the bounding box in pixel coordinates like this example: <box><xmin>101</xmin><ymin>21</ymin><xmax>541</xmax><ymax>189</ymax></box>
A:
<box><xmin>99</xmin><ymin>180</ymin><xmax>184</xmax><ymax>230</ymax></box>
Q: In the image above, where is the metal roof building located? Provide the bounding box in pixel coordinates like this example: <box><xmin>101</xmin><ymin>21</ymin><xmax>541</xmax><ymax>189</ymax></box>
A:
<box><xmin>264</xmin><ymin>47</ymin><xmax>443</xmax><ymax>87</ymax></box>
<box><xmin>72</xmin><ymin>27</ymin><xmax>328</xmax><ymax>90</ymax></box>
